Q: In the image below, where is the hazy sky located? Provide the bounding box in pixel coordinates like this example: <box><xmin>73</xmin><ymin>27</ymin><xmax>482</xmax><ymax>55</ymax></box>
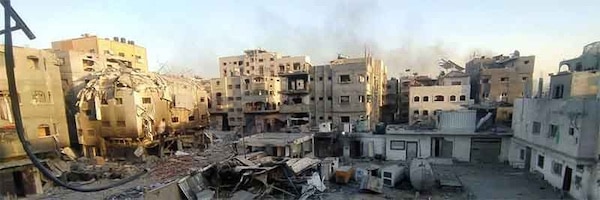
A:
<box><xmin>6</xmin><ymin>0</ymin><xmax>599</xmax><ymax>79</ymax></box>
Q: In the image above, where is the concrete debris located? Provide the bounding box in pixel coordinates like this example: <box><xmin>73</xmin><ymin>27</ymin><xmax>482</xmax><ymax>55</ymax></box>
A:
<box><xmin>61</xmin><ymin>147</ymin><xmax>78</xmax><ymax>161</ymax></box>
<box><xmin>174</xmin><ymin>151</ymin><xmax>190</xmax><ymax>156</ymax></box>
<box><xmin>306</xmin><ymin>172</ymin><xmax>326</xmax><ymax>192</ymax></box>
<box><xmin>359</xmin><ymin>176</ymin><xmax>383</xmax><ymax>194</ymax></box>
<box><xmin>230</xmin><ymin>190</ymin><xmax>256</xmax><ymax>200</ymax></box>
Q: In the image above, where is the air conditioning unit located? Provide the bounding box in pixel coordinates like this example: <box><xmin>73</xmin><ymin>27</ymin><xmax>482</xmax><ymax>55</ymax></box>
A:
<box><xmin>381</xmin><ymin>165</ymin><xmax>406</xmax><ymax>187</ymax></box>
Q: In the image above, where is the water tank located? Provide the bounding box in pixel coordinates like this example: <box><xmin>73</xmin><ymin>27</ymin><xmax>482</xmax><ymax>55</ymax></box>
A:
<box><xmin>409</xmin><ymin>158</ymin><xmax>435</xmax><ymax>191</ymax></box>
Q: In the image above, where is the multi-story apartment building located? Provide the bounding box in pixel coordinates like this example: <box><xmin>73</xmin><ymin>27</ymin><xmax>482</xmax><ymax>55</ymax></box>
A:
<box><xmin>381</xmin><ymin>78</ymin><xmax>400</xmax><ymax>124</ymax></box>
<box><xmin>409</xmin><ymin>71</ymin><xmax>473</xmax><ymax>124</ymax></box>
<box><xmin>509</xmin><ymin>42</ymin><xmax>600</xmax><ymax>200</ymax></box>
<box><xmin>0</xmin><ymin>46</ymin><xmax>70</xmax><ymax>197</ymax></box>
<box><xmin>52</xmin><ymin>34</ymin><xmax>148</xmax><ymax>72</ymax></box>
<box><xmin>398</xmin><ymin>76</ymin><xmax>437</xmax><ymax>123</ymax></box>
<box><xmin>465</xmin><ymin>51</ymin><xmax>534</xmax><ymax>122</ymax></box>
<box><xmin>210</xmin><ymin>49</ymin><xmax>308</xmax><ymax>133</ymax></box>
<box><xmin>311</xmin><ymin>55</ymin><xmax>387</xmax><ymax>131</ymax></box>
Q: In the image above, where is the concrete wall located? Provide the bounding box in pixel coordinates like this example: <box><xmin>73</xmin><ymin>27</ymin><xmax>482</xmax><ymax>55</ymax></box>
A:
<box><xmin>384</xmin><ymin>135</ymin><xmax>475</xmax><ymax>162</ymax></box>
<box><xmin>479</xmin><ymin>56</ymin><xmax>534</xmax><ymax>103</ymax></box>
<box><xmin>0</xmin><ymin>46</ymin><xmax>70</xmax><ymax>159</ymax></box>
<box><xmin>549</xmin><ymin>71</ymin><xmax>600</xmax><ymax>99</ymax></box>
<box><xmin>409</xmin><ymin>85</ymin><xmax>472</xmax><ymax>124</ymax></box>
<box><xmin>510</xmin><ymin>139</ymin><xmax>598</xmax><ymax>200</ymax></box>
<box><xmin>512</xmin><ymin>98</ymin><xmax>599</xmax><ymax>159</ymax></box>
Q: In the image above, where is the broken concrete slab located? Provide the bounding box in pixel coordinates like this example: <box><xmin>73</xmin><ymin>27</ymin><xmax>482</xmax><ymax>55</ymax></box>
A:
<box><xmin>359</xmin><ymin>176</ymin><xmax>383</xmax><ymax>194</ymax></box>
<box><xmin>230</xmin><ymin>190</ymin><xmax>256</xmax><ymax>200</ymax></box>
<box><xmin>287</xmin><ymin>157</ymin><xmax>320</xmax><ymax>174</ymax></box>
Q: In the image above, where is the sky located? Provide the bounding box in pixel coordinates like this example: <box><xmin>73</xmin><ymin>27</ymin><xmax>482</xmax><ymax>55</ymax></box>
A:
<box><xmin>4</xmin><ymin>0</ymin><xmax>599</xmax><ymax>79</ymax></box>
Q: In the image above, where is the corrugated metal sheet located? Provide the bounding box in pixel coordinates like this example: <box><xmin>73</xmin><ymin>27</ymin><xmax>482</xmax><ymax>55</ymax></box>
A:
<box><xmin>438</xmin><ymin>110</ymin><xmax>476</xmax><ymax>131</ymax></box>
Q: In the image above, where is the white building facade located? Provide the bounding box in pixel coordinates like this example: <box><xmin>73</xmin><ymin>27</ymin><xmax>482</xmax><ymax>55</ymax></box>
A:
<box><xmin>509</xmin><ymin>98</ymin><xmax>600</xmax><ymax>200</ymax></box>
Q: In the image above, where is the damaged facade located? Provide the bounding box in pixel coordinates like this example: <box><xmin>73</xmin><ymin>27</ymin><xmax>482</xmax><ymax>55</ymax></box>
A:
<box><xmin>52</xmin><ymin>33</ymin><xmax>148</xmax><ymax>72</ymax></box>
<box><xmin>74</xmin><ymin>66</ymin><xmax>210</xmax><ymax>158</ymax></box>
<box><xmin>311</xmin><ymin>56</ymin><xmax>387</xmax><ymax>132</ymax></box>
<box><xmin>210</xmin><ymin>49</ymin><xmax>309</xmax><ymax>133</ymax></box>
<box><xmin>465</xmin><ymin>51</ymin><xmax>534</xmax><ymax>123</ymax></box>
<box><xmin>209</xmin><ymin>51</ymin><xmax>387</xmax><ymax>133</ymax></box>
<box><xmin>409</xmin><ymin>70</ymin><xmax>473</xmax><ymax>125</ymax></box>
<box><xmin>0</xmin><ymin>46</ymin><xmax>69</xmax><ymax>198</ymax></box>
<box><xmin>509</xmin><ymin>41</ymin><xmax>600</xmax><ymax>200</ymax></box>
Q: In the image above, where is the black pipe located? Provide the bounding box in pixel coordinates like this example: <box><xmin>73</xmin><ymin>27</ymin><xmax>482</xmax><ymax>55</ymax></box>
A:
<box><xmin>2</xmin><ymin>0</ymin><xmax>145</xmax><ymax>192</ymax></box>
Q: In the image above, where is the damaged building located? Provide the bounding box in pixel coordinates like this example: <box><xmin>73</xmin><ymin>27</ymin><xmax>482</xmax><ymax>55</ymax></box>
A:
<box><xmin>74</xmin><ymin>64</ymin><xmax>210</xmax><ymax>158</ymax></box>
<box><xmin>509</xmin><ymin>41</ymin><xmax>600</xmax><ymax>200</ymax></box>
<box><xmin>465</xmin><ymin>51</ymin><xmax>534</xmax><ymax>123</ymax></box>
<box><xmin>409</xmin><ymin>70</ymin><xmax>473</xmax><ymax>125</ymax></box>
<box><xmin>0</xmin><ymin>46</ymin><xmax>70</xmax><ymax>198</ymax></box>
<box><xmin>311</xmin><ymin>55</ymin><xmax>387</xmax><ymax>132</ymax></box>
<box><xmin>210</xmin><ymin>49</ymin><xmax>310</xmax><ymax>133</ymax></box>
<box><xmin>52</xmin><ymin>34</ymin><xmax>148</xmax><ymax>72</ymax></box>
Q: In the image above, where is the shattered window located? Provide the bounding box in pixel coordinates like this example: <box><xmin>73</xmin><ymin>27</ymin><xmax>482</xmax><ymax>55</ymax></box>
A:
<box><xmin>115</xmin><ymin>98</ymin><xmax>123</xmax><ymax>105</ymax></box>
<box><xmin>537</xmin><ymin>155</ymin><xmax>545</xmax><ymax>168</ymax></box>
<box><xmin>341</xmin><ymin>116</ymin><xmax>350</xmax><ymax>122</ymax></box>
<box><xmin>188</xmin><ymin>116</ymin><xmax>195</xmax><ymax>121</ymax></box>
<box><xmin>32</xmin><ymin>90</ymin><xmax>46</xmax><ymax>103</ymax></box>
<box><xmin>459</xmin><ymin>95</ymin><xmax>466</xmax><ymax>101</ymax></box>
<box><xmin>171</xmin><ymin>117</ymin><xmax>179</xmax><ymax>123</ymax></box>
<box><xmin>532</xmin><ymin>122</ymin><xmax>541</xmax><ymax>134</ymax></box>
<box><xmin>340</xmin><ymin>96</ymin><xmax>350</xmax><ymax>104</ymax></box>
<box><xmin>37</xmin><ymin>124</ymin><xmax>51</xmax><ymax>137</ymax></box>
<box><xmin>142</xmin><ymin>97</ymin><xmax>151</xmax><ymax>104</ymax></box>
<box><xmin>339</xmin><ymin>75</ymin><xmax>351</xmax><ymax>83</ymax></box>
<box><xmin>200</xmin><ymin>97</ymin><xmax>205</xmax><ymax>102</ymax></box>
<box><xmin>551</xmin><ymin>161</ymin><xmax>562</xmax><ymax>176</ymax></box>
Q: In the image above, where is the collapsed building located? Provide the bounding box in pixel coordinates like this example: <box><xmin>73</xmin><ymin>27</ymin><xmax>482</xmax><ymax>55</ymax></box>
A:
<box><xmin>75</xmin><ymin>64</ymin><xmax>210</xmax><ymax>158</ymax></box>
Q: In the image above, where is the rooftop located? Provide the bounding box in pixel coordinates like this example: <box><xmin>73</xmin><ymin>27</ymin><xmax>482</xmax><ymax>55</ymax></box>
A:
<box><xmin>241</xmin><ymin>132</ymin><xmax>313</xmax><ymax>147</ymax></box>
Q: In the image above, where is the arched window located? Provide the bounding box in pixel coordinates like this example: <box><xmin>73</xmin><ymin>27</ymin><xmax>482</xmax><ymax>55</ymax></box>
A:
<box><xmin>434</xmin><ymin>95</ymin><xmax>444</xmax><ymax>101</ymax></box>
<box><xmin>450</xmin><ymin>95</ymin><xmax>456</xmax><ymax>101</ymax></box>
<box><xmin>423</xmin><ymin>96</ymin><xmax>429</xmax><ymax>102</ymax></box>
<box><xmin>459</xmin><ymin>95</ymin><xmax>466</xmax><ymax>101</ymax></box>
<box><xmin>413</xmin><ymin>96</ymin><xmax>420</xmax><ymax>102</ymax></box>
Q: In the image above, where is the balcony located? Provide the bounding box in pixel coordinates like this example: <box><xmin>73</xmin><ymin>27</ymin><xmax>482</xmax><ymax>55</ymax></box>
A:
<box><xmin>280</xmin><ymin>89</ymin><xmax>309</xmax><ymax>95</ymax></box>
<box><xmin>243</xmin><ymin>102</ymin><xmax>278</xmax><ymax>113</ymax></box>
<box><xmin>279</xmin><ymin>70</ymin><xmax>309</xmax><ymax>76</ymax></box>
<box><xmin>279</xmin><ymin>104</ymin><xmax>310</xmax><ymax>113</ymax></box>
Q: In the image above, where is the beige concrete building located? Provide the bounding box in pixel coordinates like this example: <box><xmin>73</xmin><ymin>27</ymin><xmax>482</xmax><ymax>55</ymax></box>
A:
<box><xmin>0</xmin><ymin>46</ymin><xmax>69</xmax><ymax>197</ymax></box>
<box><xmin>74</xmin><ymin>66</ymin><xmax>209</xmax><ymax>158</ymax></box>
<box><xmin>52</xmin><ymin>34</ymin><xmax>148</xmax><ymax>72</ymax></box>
<box><xmin>310</xmin><ymin>55</ymin><xmax>387</xmax><ymax>131</ymax></box>
<box><xmin>409</xmin><ymin>71</ymin><xmax>473</xmax><ymax>124</ymax></box>
<box><xmin>210</xmin><ymin>49</ymin><xmax>308</xmax><ymax>133</ymax></box>
<box><xmin>465</xmin><ymin>51</ymin><xmax>534</xmax><ymax>122</ymax></box>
